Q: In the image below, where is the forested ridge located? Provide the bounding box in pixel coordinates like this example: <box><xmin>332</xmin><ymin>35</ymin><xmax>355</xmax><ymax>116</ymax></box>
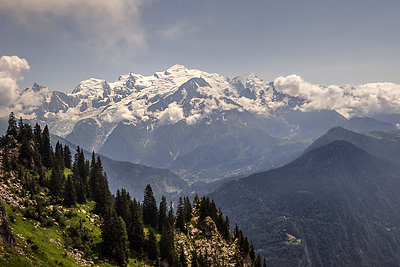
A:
<box><xmin>0</xmin><ymin>112</ymin><xmax>262</xmax><ymax>267</ymax></box>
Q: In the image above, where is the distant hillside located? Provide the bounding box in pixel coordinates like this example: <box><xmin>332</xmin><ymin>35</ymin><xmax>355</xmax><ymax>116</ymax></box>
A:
<box><xmin>210</xmin><ymin>140</ymin><xmax>400</xmax><ymax>266</ymax></box>
<box><xmin>304</xmin><ymin>127</ymin><xmax>400</xmax><ymax>162</ymax></box>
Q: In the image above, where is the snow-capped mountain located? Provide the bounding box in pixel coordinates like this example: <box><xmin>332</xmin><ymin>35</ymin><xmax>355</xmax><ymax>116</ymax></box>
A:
<box><xmin>5</xmin><ymin>65</ymin><xmax>399</xmax><ymax>182</ymax></box>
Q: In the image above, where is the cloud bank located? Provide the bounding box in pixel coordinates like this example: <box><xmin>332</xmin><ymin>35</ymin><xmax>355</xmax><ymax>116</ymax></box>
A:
<box><xmin>0</xmin><ymin>0</ymin><xmax>146</xmax><ymax>55</ymax></box>
<box><xmin>274</xmin><ymin>74</ymin><xmax>400</xmax><ymax>118</ymax></box>
<box><xmin>0</xmin><ymin>56</ymin><xmax>30</xmax><ymax>107</ymax></box>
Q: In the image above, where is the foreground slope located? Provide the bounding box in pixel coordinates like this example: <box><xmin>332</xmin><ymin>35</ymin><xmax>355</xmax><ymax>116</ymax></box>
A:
<box><xmin>210</xmin><ymin>140</ymin><xmax>400</xmax><ymax>266</ymax></box>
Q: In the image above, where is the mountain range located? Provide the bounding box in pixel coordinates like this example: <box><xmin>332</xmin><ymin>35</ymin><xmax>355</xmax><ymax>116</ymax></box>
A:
<box><xmin>209</xmin><ymin>128</ymin><xmax>400</xmax><ymax>266</ymax></box>
<box><xmin>3</xmin><ymin>65</ymin><xmax>399</xmax><ymax>183</ymax></box>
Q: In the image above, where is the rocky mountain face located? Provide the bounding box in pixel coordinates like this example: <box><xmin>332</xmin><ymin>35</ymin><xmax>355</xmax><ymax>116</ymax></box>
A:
<box><xmin>209</xmin><ymin>140</ymin><xmax>400</xmax><ymax>266</ymax></box>
<box><xmin>4</xmin><ymin>65</ymin><xmax>398</xmax><ymax>183</ymax></box>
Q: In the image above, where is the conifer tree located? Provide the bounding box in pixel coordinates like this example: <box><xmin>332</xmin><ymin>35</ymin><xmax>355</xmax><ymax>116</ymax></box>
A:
<box><xmin>101</xmin><ymin>208</ymin><xmax>129</xmax><ymax>267</ymax></box>
<box><xmin>159</xmin><ymin>223</ymin><xmax>177</xmax><ymax>265</ymax></box>
<box><xmin>129</xmin><ymin>198</ymin><xmax>144</xmax><ymax>253</ymax></box>
<box><xmin>49</xmin><ymin>164</ymin><xmax>64</xmax><ymax>200</ymax></box>
<box><xmin>158</xmin><ymin>196</ymin><xmax>168</xmax><ymax>232</ymax></box>
<box><xmin>33</xmin><ymin>123</ymin><xmax>42</xmax><ymax>146</ymax></box>
<box><xmin>143</xmin><ymin>184</ymin><xmax>158</xmax><ymax>228</ymax></box>
<box><xmin>184</xmin><ymin>196</ymin><xmax>192</xmax><ymax>222</ymax></box>
<box><xmin>255</xmin><ymin>254</ymin><xmax>262</xmax><ymax>267</ymax></box>
<box><xmin>64</xmin><ymin>175</ymin><xmax>77</xmax><ymax>207</ymax></box>
<box><xmin>41</xmin><ymin>125</ymin><xmax>54</xmax><ymax>168</ymax></box>
<box><xmin>115</xmin><ymin>189</ymin><xmax>131</xmax><ymax>224</ymax></box>
<box><xmin>63</xmin><ymin>145</ymin><xmax>72</xmax><ymax>169</ymax></box>
<box><xmin>6</xmin><ymin>112</ymin><xmax>18</xmax><ymax>138</ymax></box>
<box><xmin>147</xmin><ymin>228</ymin><xmax>159</xmax><ymax>261</ymax></box>
<box><xmin>263</xmin><ymin>257</ymin><xmax>267</xmax><ymax>267</ymax></box>
<box><xmin>167</xmin><ymin>202</ymin><xmax>175</xmax><ymax>227</ymax></box>
<box><xmin>54</xmin><ymin>141</ymin><xmax>64</xmax><ymax>170</ymax></box>
<box><xmin>176</xmin><ymin>197</ymin><xmax>186</xmax><ymax>233</ymax></box>
<box><xmin>250</xmin><ymin>241</ymin><xmax>256</xmax><ymax>261</ymax></box>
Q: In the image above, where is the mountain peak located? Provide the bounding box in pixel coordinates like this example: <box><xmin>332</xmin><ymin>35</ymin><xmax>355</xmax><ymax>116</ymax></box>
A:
<box><xmin>165</xmin><ymin>64</ymin><xmax>188</xmax><ymax>73</ymax></box>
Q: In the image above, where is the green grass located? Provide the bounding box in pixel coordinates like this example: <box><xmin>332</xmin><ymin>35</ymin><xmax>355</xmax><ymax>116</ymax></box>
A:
<box><xmin>1</xmin><ymin>198</ymin><xmax>146</xmax><ymax>267</ymax></box>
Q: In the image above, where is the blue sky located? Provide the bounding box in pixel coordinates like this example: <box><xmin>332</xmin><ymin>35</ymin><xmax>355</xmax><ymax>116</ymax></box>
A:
<box><xmin>1</xmin><ymin>0</ymin><xmax>399</xmax><ymax>93</ymax></box>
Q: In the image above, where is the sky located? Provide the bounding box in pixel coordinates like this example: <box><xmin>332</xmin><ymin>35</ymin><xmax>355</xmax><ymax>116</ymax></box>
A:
<box><xmin>1</xmin><ymin>0</ymin><xmax>400</xmax><ymax>93</ymax></box>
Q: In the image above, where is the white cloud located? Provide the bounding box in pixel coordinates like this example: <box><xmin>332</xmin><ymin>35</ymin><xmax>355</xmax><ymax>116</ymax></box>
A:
<box><xmin>0</xmin><ymin>55</ymin><xmax>30</xmax><ymax>107</ymax></box>
<box><xmin>160</xmin><ymin>18</ymin><xmax>198</xmax><ymax>40</ymax></box>
<box><xmin>0</xmin><ymin>0</ymin><xmax>146</xmax><ymax>55</ymax></box>
<box><xmin>274</xmin><ymin>74</ymin><xmax>400</xmax><ymax>118</ymax></box>
<box><xmin>157</xmin><ymin>102</ymin><xmax>184</xmax><ymax>125</ymax></box>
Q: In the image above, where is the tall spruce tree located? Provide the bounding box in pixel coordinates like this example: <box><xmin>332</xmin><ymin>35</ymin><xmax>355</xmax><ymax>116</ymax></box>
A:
<box><xmin>176</xmin><ymin>197</ymin><xmax>186</xmax><ymax>233</ymax></box>
<box><xmin>129</xmin><ymin>198</ymin><xmax>144</xmax><ymax>253</ymax></box>
<box><xmin>147</xmin><ymin>228</ymin><xmax>159</xmax><ymax>261</ymax></box>
<box><xmin>101</xmin><ymin>208</ymin><xmax>129</xmax><ymax>267</ymax></box>
<box><xmin>158</xmin><ymin>196</ymin><xmax>168</xmax><ymax>232</ymax></box>
<box><xmin>41</xmin><ymin>125</ymin><xmax>54</xmax><ymax>168</ymax></box>
<box><xmin>63</xmin><ymin>145</ymin><xmax>72</xmax><ymax>169</ymax></box>
<box><xmin>115</xmin><ymin>188</ymin><xmax>131</xmax><ymax>224</ymax></box>
<box><xmin>49</xmin><ymin>164</ymin><xmax>64</xmax><ymax>200</ymax></box>
<box><xmin>64</xmin><ymin>175</ymin><xmax>77</xmax><ymax>207</ymax></box>
<box><xmin>159</xmin><ymin>223</ymin><xmax>178</xmax><ymax>266</ymax></box>
<box><xmin>93</xmin><ymin>158</ymin><xmax>112</xmax><ymax>217</ymax></box>
<box><xmin>6</xmin><ymin>112</ymin><xmax>18</xmax><ymax>138</ymax></box>
<box><xmin>54</xmin><ymin>141</ymin><xmax>64</xmax><ymax>170</ymax></box>
<box><xmin>143</xmin><ymin>184</ymin><xmax>158</xmax><ymax>228</ymax></box>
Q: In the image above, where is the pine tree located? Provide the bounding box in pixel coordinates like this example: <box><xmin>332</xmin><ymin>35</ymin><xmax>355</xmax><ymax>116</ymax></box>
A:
<box><xmin>176</xmin><ymin>197</ymin><xmax>186</xmax><ymax>233</ymax></box>
<box><xmin>159</xmin><ymin>223</ymin><xmax>177</xmax><ymax>265</ymax></box>
<box><xmin>6</xmin><ymin>112</ymin><xmax>18</xmax><ymax>138</ymax></box>
<box><xmin>147</xmin><ymin>228</ymin><xmax>159</xmax><ymax>261</ymax></box>
<box><xmin>54</xmin><ymin>141</ymin><xmax>64</xmax><ymax>170</ymax></box>
<box><xmin>255</xmin><ymin>254</ymin><xmax>262</xmax><ymax>267</ymax></box>
<box><xmin>115</xmin><ymin>189</ymin><xmax>131</xmax><ymax>224</ymax></box>
<box><xmin>167</xmin><ymin>202</ymin><xmax>175</xmax><ymax>227</ymax></box>
<box><xmin>49</xmin><ymin>164</ymin><xmax>64</xmax><ymax>200</ymax></box>
<box><xmin>250</xmin><ymin>241</ymin><xmax>256</xmax><ymax>261</ymax></box>
<box><xmin>33</xmin><ymin>123</ymin><xmax>42</xmax><ymax>146</ymax></box>
<box><xmin>129</xmin><ymin>199</ymin><xmax>144</xmax><ymax>253</ymax></box>
<box><xmin>64</xmin><ymin>175</ymin><xmax>77</xmax><ymax>207</ymax></box>
<box><xmin>184</xmin><ymin>196</ymin><xmax>192</xmax><ymax>222</ymax></box>
<box><xmin>41</xmin><ymin>125</ymin><xmax>54</xmax><ymax>168</ymax></box>
<box><xmin>158</xmin><ymin>196</ymin><xmax>168</xmax><ymax>232</ymax></box>
<box><xmin>101</xmin><ymin>208</ymin><xmax>129</xmax><ymax>266</ymax></box>
<box><xmin>143</xmin><ymin>184</ymin><xmax>158</xmax><ymax>228</ymax></box>
<box><xmin>263</xmin><ymin>257</ymin><xmax>267</xmax><ymax>267</ymax></box>
<box><xmin>63</xmin><ymin>145</ymin><xmax>72</xmax><ymax>169</ymax></box>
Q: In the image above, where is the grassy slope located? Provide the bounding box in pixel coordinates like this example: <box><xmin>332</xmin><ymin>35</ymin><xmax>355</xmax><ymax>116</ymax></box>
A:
<box><xmin>1</xmin><ymin>199</ymin><xmax>144</xmax><ymax>267</ymax></box>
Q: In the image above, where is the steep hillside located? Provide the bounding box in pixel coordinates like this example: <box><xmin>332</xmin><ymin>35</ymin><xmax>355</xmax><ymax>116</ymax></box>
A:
<box><xmin>210</xmin><ymin>140</ymin><xmax>400</xmax><ymax>266</ymax></box>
